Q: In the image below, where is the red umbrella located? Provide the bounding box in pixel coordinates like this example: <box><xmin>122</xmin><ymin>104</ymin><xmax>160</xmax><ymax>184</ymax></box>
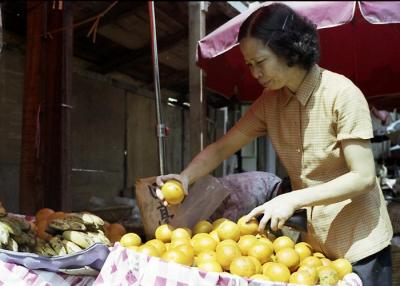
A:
<box><xmin>197</xmin><ymin>1</ymin><xmax>400</xmax><ymax>109</ymax></box>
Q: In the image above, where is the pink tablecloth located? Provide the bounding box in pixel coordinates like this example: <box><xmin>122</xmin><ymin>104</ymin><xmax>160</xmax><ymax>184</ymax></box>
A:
<box><xmin>0</xmin><ymin>260</ymin><xmax>95</xmax><ymax>286</ymax></box>
<box><xmin>94</xmin><ymin>243</ymin><xmax>363</xmax><ymax>286</ymax></box>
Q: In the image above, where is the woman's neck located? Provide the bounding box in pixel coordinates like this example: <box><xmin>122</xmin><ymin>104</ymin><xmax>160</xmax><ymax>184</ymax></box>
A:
<box><xmin>286</xmin><ymin>67</ymin><xmax>308</xmax><ymax>94</ymax></box>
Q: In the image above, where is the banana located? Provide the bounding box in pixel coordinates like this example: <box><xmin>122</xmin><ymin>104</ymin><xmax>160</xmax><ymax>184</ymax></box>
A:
<box><xmin>86</xmin><ymin>231</ymin><xmax>111</xmax><ymax>246</ymax></box>
<box><xmin>67</xmin><ymin>213</ymin><xmax>104</xmax><ymax>228</ymax></box>
<box><xmin>0</xmin><ymin>217</ymin><xmax>21</xmax><ymax>236</ymax></box>
<box><xmin>18</xmin><ymin>244</ymin><xmax>32</xmax><ymax>253</ymax></box>
<box><xmin>61</xmin><ymin>239</ymin><xmax>83</xmax><ymax>254</ymax></box>
<box><xmin>62</xmin><ymin>231</ymin><xmax>94</xmax><ymax>249</ymax></box>
<box><xmin>0</xmin><ymin>222</ymin><xmax>10</xmax><ymax>245</ymax></box>
<box><xmin>63</xmin><ymin>215</ymin><xmax>84</xmax><ymax>224</ymax></box>
<box><xmin>13</xmin><ymin>230</ymin><xmax>34</xmax><ymax>246</ymax></box>
<box><xmin>5</xmin><ymin>237</ymin><xmax>18</xmax><ymax>252</ymax></box>
<box><xmin>65</xmin><ymin>220</ymin><xmax>87</xmax><ymax>231</ymax></box>
<box><xmin>49</xmin><ymin>236</ymin><xmax>67</xmax><ymax>256</ymax></box>
<box><xmin>42</xmin><ymin>243</ymin><xmax>57</xmax><ymax>256</ymax></box>
<box><xmin>48</xmin><ymin>219</ymin><xmax>71</xmax><ymax>232</ymax></box>
<box><xmin>7</xmin><ymin>216</ymin><xmax>31</xmax><ymax>231</ymax></box>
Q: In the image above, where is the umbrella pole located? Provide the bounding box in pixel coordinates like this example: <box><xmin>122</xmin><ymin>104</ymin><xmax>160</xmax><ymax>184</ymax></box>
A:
<box><xmin>148</xmin><ymin>1</ymin><xmax>167</xmax><ymax>175</ymax></box>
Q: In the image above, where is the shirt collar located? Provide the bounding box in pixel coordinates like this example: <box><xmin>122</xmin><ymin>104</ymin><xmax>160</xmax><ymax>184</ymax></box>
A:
<box><xmin>280</xmin><ymin>64</ymin><xmax>322</xmax><ymax>107</ymax></box>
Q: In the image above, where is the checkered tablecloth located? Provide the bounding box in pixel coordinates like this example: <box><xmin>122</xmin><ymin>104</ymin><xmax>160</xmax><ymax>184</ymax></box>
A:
<box><xmin>0</xmin><ymin>260</ymin><xmax>96</xmax><ymax>286</ymax></box>
<box><xmin>94</xmin><ymin>243</ymin><xmax>362</xmax><ymax>286</ymax></box>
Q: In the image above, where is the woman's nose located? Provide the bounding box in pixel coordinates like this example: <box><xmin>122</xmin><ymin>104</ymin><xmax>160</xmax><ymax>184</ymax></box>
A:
<box><xmin>250</xmin><ymin>66</ymin><xmax>262</xmax><ymax>79</ymax></box>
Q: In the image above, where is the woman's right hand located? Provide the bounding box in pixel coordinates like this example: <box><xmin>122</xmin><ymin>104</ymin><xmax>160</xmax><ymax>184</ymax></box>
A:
<box><xmin>155</xmin><ymin>174</ymin><xmax>189</xmax><ymax>206</ymax></box>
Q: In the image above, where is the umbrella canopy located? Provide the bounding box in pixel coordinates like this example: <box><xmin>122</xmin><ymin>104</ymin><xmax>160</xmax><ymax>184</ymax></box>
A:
<box><xmin>197</xmin><ymin>1</ymin><xmax>400</xmax><ymax>109</ymax></box>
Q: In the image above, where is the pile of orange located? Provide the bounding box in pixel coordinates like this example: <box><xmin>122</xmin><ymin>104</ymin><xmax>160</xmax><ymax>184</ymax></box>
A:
<box><xmin>119</xmin><ymin>217</ymin><xmax>353</xmax><ymax>285</ymax></box>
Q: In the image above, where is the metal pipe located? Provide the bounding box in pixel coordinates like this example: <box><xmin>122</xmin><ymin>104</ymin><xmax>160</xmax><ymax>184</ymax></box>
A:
<box><xmin>148</xmin><ymin>1</ymin><xmax>167</xmax><ymax>175</ymax></box>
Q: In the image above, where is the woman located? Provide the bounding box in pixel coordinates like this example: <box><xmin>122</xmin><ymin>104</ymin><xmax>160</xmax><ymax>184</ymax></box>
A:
<box><xmin>156</xmin><ymin>3</ymin><xmax>393</xmax><ymax>284</ymax></box>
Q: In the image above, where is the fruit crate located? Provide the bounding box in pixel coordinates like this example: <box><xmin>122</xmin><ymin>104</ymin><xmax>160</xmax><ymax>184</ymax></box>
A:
<box><xmin>90</xmin><ymin>205</ymin><xmax>133</xmax><ymax>223</ymax></box>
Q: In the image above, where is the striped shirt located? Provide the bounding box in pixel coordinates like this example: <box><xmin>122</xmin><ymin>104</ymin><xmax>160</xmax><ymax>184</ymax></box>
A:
<box><xmin>234</xmin><ymin>64</ymin><xmax>393</xmax><ymax>263</ymax></box>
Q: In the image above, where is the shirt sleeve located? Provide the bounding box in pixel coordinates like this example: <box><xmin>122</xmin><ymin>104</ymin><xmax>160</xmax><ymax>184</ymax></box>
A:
<box><xmin>334</xmin><ymin>79</ymin><xmax>373</xmax><ymax>141</ymax></box>
<box><xmin>232</xmin><ymin>92</ymin><xmax>268</xmax><ymax>138</ymax></box>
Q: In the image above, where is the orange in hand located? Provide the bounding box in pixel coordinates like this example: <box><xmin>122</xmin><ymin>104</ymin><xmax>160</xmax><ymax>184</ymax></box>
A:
<box><xmin>161</xmin><ymin>180</ymin><xmax>185</xmax><ymax>205</ymax></box>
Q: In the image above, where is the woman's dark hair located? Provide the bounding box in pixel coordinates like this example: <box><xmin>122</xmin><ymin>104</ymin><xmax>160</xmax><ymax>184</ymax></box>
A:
<box><xmin>238</xmin><ymin>3</ymin><xmax>320</xmax><ymax>70</ymax></box>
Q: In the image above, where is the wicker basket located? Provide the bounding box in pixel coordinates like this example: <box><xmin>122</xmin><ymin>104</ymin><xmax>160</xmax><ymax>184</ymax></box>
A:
<box><xmin>90</xmin><ymin>205</ymin><xmax>133</xmax><ymax>223</ymax></box>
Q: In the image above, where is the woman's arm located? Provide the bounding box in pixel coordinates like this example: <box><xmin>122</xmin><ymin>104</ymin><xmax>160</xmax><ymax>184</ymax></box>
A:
<box><xmin>156</xmin><ymin>128</ymin><xmax>256</xmax><ymax>203</ymax></box>
<box><xmin>246</xmin><ymin>138</ymin><xmax>377</xmax><ymax>231</ymax></box>
<box><xmin>291</xmin><ymin>138</ymin><xmax>376</xmax><ymax>208</ymax></box>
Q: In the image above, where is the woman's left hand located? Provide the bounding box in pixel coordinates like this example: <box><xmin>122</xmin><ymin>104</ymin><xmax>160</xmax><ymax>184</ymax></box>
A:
<box><xmin>243</xmin><ymin>193</ymin><xmax>298</xmax><ymax>232</ymax></box>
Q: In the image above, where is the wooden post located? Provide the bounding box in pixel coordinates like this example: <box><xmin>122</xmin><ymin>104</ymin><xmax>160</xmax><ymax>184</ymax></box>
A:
<box><xmin>188</xmin><ymin>2</ymin><xmax>207</xmax><ymax>160</ymax></box>
<box><xmin>0</xmin><ymin>3</ymin><xmax>3</xmax><ymax>54</ymax></box>
<box><xmin>20</xmin><ymin>1</ymin><xmax>72</xmax><ymax>214</ymax></box>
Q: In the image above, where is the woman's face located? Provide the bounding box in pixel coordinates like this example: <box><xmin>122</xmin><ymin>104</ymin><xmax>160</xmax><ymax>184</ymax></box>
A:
<box><xmin>240</xmin><ymin>37</ymin><xmax>290</xmax><ymax>91</ymax></box>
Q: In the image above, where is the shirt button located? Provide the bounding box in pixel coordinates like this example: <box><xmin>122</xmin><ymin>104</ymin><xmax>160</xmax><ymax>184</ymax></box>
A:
<box><xmin>296</xmin><ymin>149</ymin><xmax>301</xmax><ymax>153</ymax></box>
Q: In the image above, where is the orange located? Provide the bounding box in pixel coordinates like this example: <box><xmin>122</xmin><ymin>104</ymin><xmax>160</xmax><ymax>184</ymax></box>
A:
<box><xmin>155</xmin><ymin>224</ymin><xmax>174</xmax><ymax>243</ymax></box>
<box><xmin>289</xmin><ymin>270</ymin><xmax>316</xmax><ymax>285</ymax></box>
<box><xmin>295</xmin><ymin>242</ymin><xmax>313</xmax><ymax>261</ymax></box>
<box><xmin>248</xmin><ymin>255</ymin><xmax>262</xmax><ymax>274</ymax></box>
<box><xmin>313</xmin><ymin>251</ymin><xmax>326</xmax><ymax>258</ymax></box>
<box><xmin>216</xmin><ymin>220</ymin><xmax>241</xmax><ymax>241</ymax></box>
<box><xmin>197</xmin><ymin>260</ymin><xmax>223</xmax><ymax>273</ymax></box>
<box><xmin>36</xmin><ymin>219</ymin><xmax>52</xmax><ymax>241</ymax></box>
<box><xmin>196</xmin><ymin>250</ymin><xmax>217</xmax><ymax>264</ymax></box>
<box><xmin>35</xmin><ymin>208</ymin><xmax>54</xmax><ymax>223</ymax></box>
<box><xmin>298</xmin><ymin>265</ymin><xmax>318</xmax><ymax>282</ymax></box>
<box><xmin>193</xmin><ymin>220</ymin><xmax>213</xmax><ymax>234</ymax></box>
<box><xmin>108</xmin><ymin>223</ymin><xmax>127</xmax><ymax>243</ymax></box>
<box><xmin>237</xmin><ymin>216</ymin><xmax>259</xmax><ymax>235</ymax></box>
<box><xmin>145</xmin><ymin>239</ymin><xmax>166</xmax><ymax>255</ymax></box>
<box><xmin>331</xmin><ymin>258</ymin><xmax>352</xmax><ymax>279</ymax></box>
<box><xmin>257</xmin><ymin>237</ymin><xmax>274</xmax><ymax>250</ymax></box>
<box><xmin>192</xmin><ymin>233</ymin><xmax>210</xmax><ymax>241</ymax></box>
<box><xmin>263</xmin><ymin>262</ymin><xmax>291</xmax><ymax>283</ymax></box>
<box><xmin>175</xmin><ymin>244</ymin><xmax>194</xmax><ymax>266</ymax></box>
<box><xmin>320</xmin><ymin>257</ymin><xmax>332</xmax><ymax>267</ymax></box>
<box><xmin>272</xmin><ymin>236</ymin><xmax>295</xmax><ymax>252</ymax></box>
<box><xmin>275</xmin><ymin>247</ymin><xmax>300</xmax><ymax>272</ymax></box>
<box><xmin>250</xmin><ymin>274</ymin><xmax>272</xmax><ymax>281</ymax></box>
<box><xmin>47</xmin><ymin>211</ymin><xmax>65</xmax><ymax>223</ymax></box>
<box><xmin>238</xmin><ymin>234</ymin><xmax>258</xmax><ymax>255</ymax></box>
<box><xmin>161</xmin><ymin>180</ymin><xmax>185</xmax><ymax>205</ymax></box>
<box><xmin>209</xmin><ymin>230</ymin><xmax>220</xmax><ymax>242</ymax></box>
<box><xmin>230</xmin><ymin>256</ymin><xmax>256</xmax><ymax>278</ymax></box>
<box><xmin>248</xmin><ymin>242</ymin><xmax>273</xmax><ymax>264</ymax></box>
<box><xmin>300</xmin><ymin>256</ymin><xmax>323</xmax><ymax>268</ymax></box>
<box><xmin>126</xmin><ymin>245</ymin><xmax>139</xmax><ymax>252</ymax></box>
<box><xmin>318</xmin><ymin>265</ymin><xmax>339</xmax><ymax>285</ymax></box>
<box><xmin>216</xmin><ymin>243</ymin><xmax>241</xmax><ymax>270</ymax></box>
<box><xmin>161</xmin><ymin>248</ymin><xmax>191</xmax><ymax>266</ymax></box>
<box><xmin>216</xmin><ymin>239</ymin><xmax>238</xmax><ymax>250</ymax></box>
<box><xmin>183</xmin><ymin>227</ymin><xmax>192</xmax><ymax>237</ymax></box>
<box><xmin>171</xmin><ymin>228</ymin><xmax>191</xmax><ymax>241</ymax></box>
<box><xmin>191</xmin><ymin>234</ymin><xmax>217</xmax><ymax>255</ymax></box>
<box><xmin>137</xmin><ymin>244</ymin><xmax>159</xmax><ymax>257</ymax></box>
<box><xmin>212</xmin><ymin>218</ymin><xmax>228</xmax><ymax>230</ymax></box>
<box><xmin>170</xmin><ymin>238</ymin><xmax>191</xmax><ymax>249</ymax></box>
<box><xmin>175</xmin><ymin>243</ymin><xmax>195</xmax><ymax>258</ymax></box>
<box><xmin>120</xmin><ymin>233</ymin><xmax>142</xmax><ymax>247</ymax></box>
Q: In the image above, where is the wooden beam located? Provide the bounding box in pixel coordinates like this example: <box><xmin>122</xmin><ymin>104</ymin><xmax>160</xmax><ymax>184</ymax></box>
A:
<box><xmin>74</xmin><ymin>2</ymin><xmax>146</xmax><ymax>35</ymax></box>
<box><xmin>20</xmin><ymin>0</ymin><xmax>73</xmax><ymax>214</ymax></box>
<box><xmin>0</xmin><ymin>3</ymin><xmax>3</xmax><ymax>53</ymax></box>
<box><xmin>91</xmin><ymin>29</ymin><xmax>187</xmax><ymax>74</ymax></box>
<box><xmin>188</xmin><ymin>2</ymin><xmax>207</xmax><ymax>159</ymax></box>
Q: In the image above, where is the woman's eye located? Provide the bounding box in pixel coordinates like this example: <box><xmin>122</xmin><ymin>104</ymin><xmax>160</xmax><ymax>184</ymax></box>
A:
<box><xmin>256</xmin><ymin>59</ymin><xmax>266</xmax><ymax>65</ymax></box>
